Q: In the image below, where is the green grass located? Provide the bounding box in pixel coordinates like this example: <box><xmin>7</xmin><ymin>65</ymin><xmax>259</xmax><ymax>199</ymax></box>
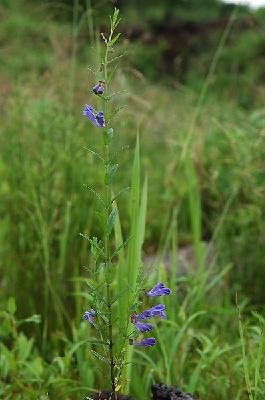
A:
<box><xmin>1</xmin><ymin>0</ymin><xmax>265</xmax><ymax>399</ymax></box>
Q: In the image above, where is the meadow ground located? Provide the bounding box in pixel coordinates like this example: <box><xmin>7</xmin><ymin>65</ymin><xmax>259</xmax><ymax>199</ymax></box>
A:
<box><xmin>1</xmin><ymin>1</ymin><xmax>265</xmax><ymax>399</ymax></box>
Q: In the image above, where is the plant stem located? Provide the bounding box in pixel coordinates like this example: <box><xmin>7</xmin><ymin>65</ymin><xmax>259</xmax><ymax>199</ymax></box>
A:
<box><xmin>104</xmin><ymin>143</ymin><xmax>116</xmax><ymax>399</ymax></box>
<box><xmin>103</xmin><ymin>42</ymin><xmax>116</xmax><ymax>400</ymax></box>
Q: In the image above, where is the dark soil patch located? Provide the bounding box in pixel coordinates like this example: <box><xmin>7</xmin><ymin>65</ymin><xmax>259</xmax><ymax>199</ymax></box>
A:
<box><xmin>152</xmin><ymin>384</ymin><xmax>198</xmax><ymax>400</ymax></box>
<box><xmin>91</xmin><ymin>384</ymin><xmax>197</xmax><ymax>400</ymax></box>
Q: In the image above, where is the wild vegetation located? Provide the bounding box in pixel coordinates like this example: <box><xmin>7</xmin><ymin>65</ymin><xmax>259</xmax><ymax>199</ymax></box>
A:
<box><xmin>1</xmin><ymin>1</ymin><xmax>265</xmax><ymax>399</ymax></box>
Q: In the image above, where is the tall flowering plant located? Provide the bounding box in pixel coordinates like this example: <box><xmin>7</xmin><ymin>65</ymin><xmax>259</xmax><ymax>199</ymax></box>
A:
<box><xmin>81</xmin><ymin>9</ymin><xmax>170</xmax><ymax>399</ymax></box>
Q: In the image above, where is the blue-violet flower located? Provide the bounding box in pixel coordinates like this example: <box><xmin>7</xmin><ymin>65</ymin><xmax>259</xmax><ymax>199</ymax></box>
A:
<box><xmin>83</xmin><ymin>105</ymin><xmax>105</xmax><ymax>128</ymax></box>
<box><xmin>146</xmin><ymin>282</ymin><xmax>171</xmax><ymax>297</ymax></box>
<box><xmin>83</xmin><ymin>309</ymin><xmax>95</xmax><ymax>326</ymax></box>
<box><xmin>132</xmin><ymin>338</ymin><xmax>156</xmax><ymax>347</ymax></box>
<box><xmin>133</xmin><ymin>321</ymin><xmax>153</xmax><ymax>333</ymax></box>
<box><xmin>134</xmin><ymin>304</ymin><xmax>167</xmax><ymax>321</ymax></box>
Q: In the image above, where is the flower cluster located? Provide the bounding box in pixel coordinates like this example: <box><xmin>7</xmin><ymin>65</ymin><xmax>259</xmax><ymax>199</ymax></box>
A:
<box><xmin>130</xmin><ymin>282</ymin><xmax>170</xmax><ymax>347</ymax></box>
<box><xmin>82</xmin><ymin>83</ymin><xmax>171</xmax><ymax>350</ymax></box>
<box><xmin>83</xmin><ymin>81</ymin><xmax>105</xmax><ymax>128</ymax></box>
<box><xmin>82</xmin><ymin>282</ymin><xmax>170</xmax><ymax>348</ymax></box>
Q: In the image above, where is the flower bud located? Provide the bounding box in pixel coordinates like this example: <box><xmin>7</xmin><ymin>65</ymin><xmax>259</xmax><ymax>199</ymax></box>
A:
<box><xmin>93</xmin><ymin>80</ymin><xmax>105</xmax><ymax>95</ymax></box>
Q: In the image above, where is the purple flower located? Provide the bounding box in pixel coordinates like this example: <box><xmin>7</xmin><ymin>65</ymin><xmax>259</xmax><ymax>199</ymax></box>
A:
<box><xmin>133</xmin><ymin>321</ymin><xmax>153</xmax><ymax>333</ymax></box>
<box><xmin>93</xmin><ymin>81</ymin><xmax>104</xmax><ymax>95</ymax></box>
<box><xmin>132</xmin><ymin>338</ymin><xmax>156</xmax><ymax>347</ymax></box>
<box><xmin>134</xmin><ymin>304</ymin><xmax>167</xmax><ymax>321</ymax></box>
<box><xmin>146</xmin><ymin>282</ymin><xmax>171</xmax><ymax>297</ymax></box>
<box><xmin>83</xmin><ymin>105</ymin><xmax>105</xmax><ymax>128</ymax></box>
<box><xmin>83</xmin><ymin>309</ymin><xmax>95</xmax><ymax>326</ymax></box>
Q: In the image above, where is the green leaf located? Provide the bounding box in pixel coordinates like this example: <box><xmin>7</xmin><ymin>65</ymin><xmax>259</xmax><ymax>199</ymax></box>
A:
<box><xmin>18</xmin><ymin>314</ymin><xmax>41</xmax><ymax>325</ymax></box>
<box><xmin>111</xmin><ymin>237</ymin><xmax>131</xmax><ymax>259</ymax></box>
<box><xmin>96</xmin><ymin>310</ymin><xmax>109</xmax><ymax>324</ymax></box>
<box><xmin>86</xmin><ymin>340</ymin><xmax>108</xmax><ymax>346</ymax></box>
<box><xmin>105</xmin><ymin>262</ymin><xmax>116</xmax><ymax>284</ymax></box>
<box><xmin>83</xmin><ymin>147</ymin><xmax>105</xmax><ymax>163</ymax></box>
<box><xmin>90</xmin><ymin>350</ymin><xmax>109</xmax><ymax>365</ymax></box>
<box><xmin>114</xmin><ymin>202</ymin><xmax>128</xmax><ymax>336</ymax></box>
<box><xmin>90</xmin><ymin>237</ymin><xmax>104</xmax><ymax>263</ymax></box>
<box><xmin>16</xmin><ymin>333</ymin><xmax>33</xmax><ymax>362</ymax></box>
<box><xmin>95</xmin><ymin>211</ymin><xmax>106</xmax><ymax>232</ymax></box>
<box><xmin>83</xmin><ymin>184</ymin><xmax>105</xmax><ymax>207</ymax></box>
<box><xmin>107</xmin><ymin>53</ymin><xmax>126</xmax><ymax>66</ymax></box>
<box><xmin>104</xmin><ymin>90</ymin><xmax>127</xmax><ymax>102</ymax></box>
<box><xmin>65</xmin><ymin>338</ymin><xmax>107</xmax><ymax>373</ymax></box>
<box><xmin>111</xmin><ymin>187</ymin><xmax>130</xmax><ymax>206</ymax></box>
<box><xmin>109</xmin><ymin>33</ymin><xmax>121</xmax><ymax>46</ymax></box>
<box><xmin>108</xmin><ymin>207</ymin><xmax>117</xmax><ymax>234</ymax></box>
<box><xmin>53</xmin><ymin>357</ymin><xmax>65</xmax><ymax>374</ymax></box>
<box><xmin>127</xmin><ymin>135</ymin><xmax>141</xmax><ymax>289</ymax></box>
<box><xmin>108</xmin><ymin>106</ymin><xmax>127</xmax><ymax>123</ymax></box>
<box><xmin>79</xmin><ymin>234</ymin><xmax>105</xmax><ymax>258</ymax></box>
<box><xmin>103</xmin><ymin>128</ymin><xmax>114</xmax><ymax>145</ymax></box>
<box><xmin>107</xmin><ymin>64</ymin><xmax>119</xmax><ymax>84</ymax></box>
<box><xmin>108</xmin><ymin>128</ymin><xmax>114</xmax><ymax>141</ymax></box>
<box><xmin>70</xmin><ymin>291</ymin><xmax>93</xmax><ymax>301</ymax></box>
<box><xmin>108</xmin><ymin>164</ymin><xmax>118</xmax><ymax>183</ymax></box>
<box><xmin>188</xmin><ymin>362</ymin><xmax>204</xmax><ymax>393</ymax></box>
<box><xmin>7</xmin><ymin>297</ymin><xmax>16</xmax><ymax>315</ymax></box>
<box><xmin>112</xmin><ymin>7</ymin><xmax>120</xmax><ymax>27</ymax></box>
<box><xmin>110</xmin><ymin>286</ymin><xmax>130</xmax><ymax>306</ymax></box>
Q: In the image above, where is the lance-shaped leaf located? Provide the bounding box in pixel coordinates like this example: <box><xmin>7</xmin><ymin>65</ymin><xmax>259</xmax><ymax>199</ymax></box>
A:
<box><xmin>110</xmin><ymin>187</ymin><xmax>130</xmax><ymax>206</ymax></box>
<box><xmin>105</xmin><ymin>163</ymin><xmax>118</xmax><ymax>185</ymax></box>
<box><xmin>109</xmin><ymin>33</ymin><xmax>121</xmax><ymax>47</ymax></box>
<box><xmin>108</xmin><ymin>207</ymin><xmax>117</xmax><ymax>234</ymax></box>
<box><xmin>111</xmin><ymin>236</ymin><xmax>131</xmax><ymax>259</ymax></box>
<box><xmin>107</xmin><ymin>53</ymin><xmax>127</xmax><ymax>66</ymax></box>
<box><xmin>110</xmin><ymin>286</ymin><xmax>130</xmax><ymax>306</ymax></box>
<box><xmin>83</xmin><ymin>146</ymin><xmax>105</xmax><ymax>163</ymax></box>
<box><xmin>90</xmin><ymin>237</ymin><xmax>104</xmax><ymax>263</ymax></box>
<box><xmin>83</xmin><ymin>184</ymin><xmax>105</xmax><ymax>207</ymax></box>
<box><xmin>79</xmin><ymin>234</ymin><xmax>105</xmax><ymax>258</ymax></box>
<box><xmin>90</xmin><ymin>350</ymin><xmax>109</xmax><ymax>365</ymax></box>
<box><xmin>103</xmin><ymin>128</ymin><xmax>114</xmax><ymax>146</ymax></box>
<box><xmin>107</xmin><ymin>64</ymin><xmax>118</xmax><ymax>84</ymax></box>
<box><xmin>108</xmin><ymin>164</ymin><xmax>118</xmax><ymax>184</ymax></box>
<box><xmin>108</xmin><ymin>106</ymin><xmax>127</xmax><ymax>123</ymax></box>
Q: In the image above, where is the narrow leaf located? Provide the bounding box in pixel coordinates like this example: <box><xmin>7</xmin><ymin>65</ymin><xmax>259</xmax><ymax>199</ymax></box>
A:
<box><xmin>110</xmin><ymin>287</ymin><xmax>130</xmax><ymax>306</ymax></box>
<box><xmin>109</xmin><ymin>33</ymin><xmax>121</xmax><ymax>46</ymax></box>
<box><xmin>111</xmin><ymin>237</ymin><xmax>131</xmax><ymax>259</ymax></box>
<box><xmin>111</xmin><ymin>187</ymin><xmax>130</xmax><ymax>205</ymax></box>
<box><xmin>107</xmin><ymin>53</ymin><xmax>127</xmax><ymax>65</ymax></box>
<box><xmin>83</xmin><ymin>147</ymin><xmax>105</xmax><ymax>163</ymax></box>
<box><xmin>108</xmin><ymin>207</ymin><xmax>117</xmax><ymax>234</ymax></box>
<box><xmin>109</xmin><ymin>106</ymin><xmax>127</xmax><ymax>122</ymax></box>
<box><xmin>83</xmin><ymin>184</ymin><xmax>105</xmax><ymax>207</ymax></box>
<box><xmin>108</xmin><ymin>164</ymin><xmax>118</xmax><ymax>183</ymax></box>
<box><xmin>107</xmin><ymin>63</ymin><xmax>118</xmax><ymax>84</ymax></box>
<box><xmin>90</xmin><ymin>350</ymin><xmax>109</xmax><ymax>365</ymax></box>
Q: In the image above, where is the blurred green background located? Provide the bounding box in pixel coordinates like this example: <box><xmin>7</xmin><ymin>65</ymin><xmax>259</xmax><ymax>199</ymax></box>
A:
<box><xmin>1</xmin><ymin>0</ymin><xmax>265</xmax><ymax>398</ymax></box>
